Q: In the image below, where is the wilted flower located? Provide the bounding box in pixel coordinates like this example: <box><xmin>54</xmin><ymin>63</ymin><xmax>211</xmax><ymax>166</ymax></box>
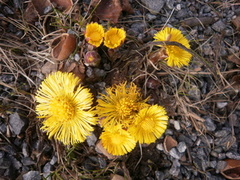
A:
<box><xmin>129</xmin><ymin>105</ymin><xmax>169</xmax><ymax>144</ymax></box>
<box><xmin>96</xmin><ymin>82</ymin><xmax>148</xmax><ymax>128</ymax></box>
<box><xmin>35</xmin><ymin>71</ymin><xmax>96</xmax><ymax>145</ymax></box>
<box><xmin>100</xmin><ymin>126</ymin><xmax>136</xmax><ymax>156</ymax></box>
<box><xmin>104</xmin><ymin>27</ymin><xmax>126</xmax><ymax>49</ymax></box>
<box><xmin>153</xmin><ymin>27</ymin><xmax>192</xmax><ymax>67</ymax></box>
<box><xmin>85</xmin><ymin>22</ymin><xmax>105</xmax><ymax>47</ymax></box>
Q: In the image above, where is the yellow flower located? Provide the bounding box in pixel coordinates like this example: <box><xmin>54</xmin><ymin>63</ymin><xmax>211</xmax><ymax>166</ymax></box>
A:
<box><xmin>129</xmin><ymin>105</ymin><xmax>168</xmax><ymax>144</ymax></box>
<box><xmin>104</xmin><ymin>27</ymin><xmax>126</xmax><ymax>49</ymax></box>
<box><xmin>96</xmin><ymin>82</ymin><xmax>148</xmax><ymax>128</ymax></box>
<box><xmin>153</xmin><ymin>27</ymin><xmax>192</xmax><ymax>67</ymax></box>
<box><xmin>35</xmin><ymin>71</ymin><xmax>97</xmax><ymax>145</ymax></box>
<box><xmin>100</xmin><ymin>126</ymin><xmax>136</xmax><ymax>156</ymax></box>
<box><xmin>85</xmin><ymin>22</ymin><xmax>104</xmax><ymax>47</ymax></box>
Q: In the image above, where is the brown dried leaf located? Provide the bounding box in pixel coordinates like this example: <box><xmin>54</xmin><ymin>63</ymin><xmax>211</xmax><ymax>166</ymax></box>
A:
<box><xmin>227</xmin><ymin>52</ymin><xmax>240</xmax><ymax>65</ymax></box>
<box><xmin>91</xmin><ymin>0</ymin><xmax>132</xmax><ymax>23</ymax></box>
<box><xmin>232</xmin><ymin>16</ymin><xmax>240</xmax><ymax>31</ymax></box>
<box><xmin>41</xmin><ymin>61</ymin><xmax>58</xmax><ymax>75</ymax></box>
<box><xmin>231</xmin><ymin>74</ymin><xmax>240</xmax><ymax>90</ymax></box>
<box><xmin>24</xmin><ymin>2</ymin><xmax>38</xmax><ymax>23</ymax></box>
<box><xmin>51</xmin><ymin>33</ymin><xmax>77</xmax><ymax>61</ymax></box>
<box><xmin>163</xmin><ymin>135</ymin><xmax>178</xmax><ymax>153</ymax></box>
<box><xmin>181</xmin><ymin>17</ymin><xmax>216</xmax><ymax>27</ymax></box>
<box><xmin>50</xmin><ymin>0</ymin><xmax>73</xmax><ymax>13</ymax></box>
<box><xmin>111</xmin><ymin>174</ymin><xmax>125</xmax><ymax>180</ymax></box>
<box><xmin>32</xmin><ymin>0</ymin><xmax>51</xmax><ymax>15</ymax></box>
<box><xmin>95</xmin><ymin>140</ymin><xmax>116</xmax><ymax>159</ymax></box>
<box><xmin>221</xmin><ymin>159</ymin><xmax>240</xmax><ymax>179</ymax></box>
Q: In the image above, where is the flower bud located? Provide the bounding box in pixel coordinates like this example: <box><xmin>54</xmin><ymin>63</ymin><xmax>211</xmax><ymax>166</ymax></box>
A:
<box><xmin>84</xmin><ymin>51</ymin><xmax>101</xmax><ymax>67</ymax></box>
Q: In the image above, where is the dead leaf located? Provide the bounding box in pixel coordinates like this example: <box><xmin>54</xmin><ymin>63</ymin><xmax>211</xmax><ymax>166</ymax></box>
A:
<box><xmin>227</xmin><ymin>52</ymin><xmax>240</xmax><ymax>65</ymax></box>
<box><xmin>181</xmin><ymin>17</ymin><xmax>216</xmax><ymax>27</ymax></box>
<box><xmin>231</xmin><ymin>74</ymin><xmax>240</xmax><ymax>90</ymax></box>
<box><xmin>163</xmin><ymin>135</ymin><xmax>178</xmax><ymax>153</ymax></box>
<box><xmin>95</xmin><ymin>140</ymin><xmax>116</xmax><ymax>159</ymax></box>
<box><xmin>59</xmin><ymin>61</ymin><xmax>85</xmax><ymax>81</ymax></box>
<box><xmin>50</xmin><ymin>0</ymin><xmax>73</xmax><ymax>14</ymax></box>
<box><xmin>32</xmin><ymin>0</ymin><xmax>52</xmax><ymax>16</ymax></box>
<box><xmin>41</xmin><ymin>61</ymin><xmax>58</xmax><ymax>75</ymax></box>
<box><xmin>232</xmin><ymin>16</ymin><xmax>240</xmax><ymax>31</ymax></box>
<box><xmin>51</xmin><ymin>33</ymin><xmax>77</xmax><ymax>61</ymax></box>
<box><xmin>111</xmin><ymin>174</ymin><xmax>125</xmax><ymax>180</ymax></box>
<box><xmin>91</xmin><ymin>0</ymin><xmax>133</xmax><ymax>23</ymax></box>
<box><xmin>221</xmin><ymin>159</ymin><xmax>240</xmax><ymax>179</ymax></box>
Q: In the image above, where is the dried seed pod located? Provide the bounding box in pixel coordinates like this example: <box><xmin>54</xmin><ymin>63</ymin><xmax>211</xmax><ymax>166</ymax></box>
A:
<box><xmin>221</xmin><ymin>159</ymin><xmax>240</xmax><ymax>179</ymax></box>
<box><xmin>84</xmin><ymin>50</ymin><xmax>101</xmax><ymax>67</ymax></box>
<box><xmin>163</xmin><ymin>135</ymin><xmax>178</xmax><ymax>153</ymax></box>
<box><xmin>148</xmin><ymin>49</ymin><xmax>168</xmax><ymax>64</ymax></box>
<box><xmin>50</xmin><ymin>0</ymin><xmax>73</xmax><ymax>14</ymax></box>
<box><xmin>51</xmin><ymin>33</ymin><xmax>76</xmax><ymax>61</ymax></box>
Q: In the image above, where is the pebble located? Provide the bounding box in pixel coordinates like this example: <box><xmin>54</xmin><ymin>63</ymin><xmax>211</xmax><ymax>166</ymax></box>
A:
<box><xmin>146</xmin><ymin>13</ymin><xmax>156</xmax><ymax>21</ymax></box>
<box><xmin>173</xmin><ymin>120</ymin><xmax>181</xmax><ymax>131</ymax></box>
<box><xmin>204</xmin><ymin>117</ymin><xmax>216</xmax><ymax>132</ymax></box>
<box><xmin>226</xmin><ymin>151</ymin><xmax>240</xmax><ymax>160</ymax></box>
<box><xmin>86</xmin><ymin>133</ymin><xmax>97</xmax><ymax>147</ymax></box>
<box><xmin>22</xmin><ymin>171</ymin><xmax>41</xmax><ymax>180</ymax></box>
<box><xmin>9</xmin><ymin>112</ymin><xmax>27</xmax><ymax>135</ymax></box>
<box><xmin>169</xmin><ymin>159</ymin><xmax>180</xmax><ymax>177</ymax></box>
<box><xmin>177</xmin><ymin>142</ymin><xmax>187</xmax><ymax>153</ymax></box>
<box><xmin>156</xmin><ymin>143</ymin><xmax>164</xmax><ymax>151</ymax></box>
<box><xmin>217</xmin><ymin>102</ymin><xmax>228</xmax><ymax>109</ymax></box>
<box><xmin>169</xmin><ymin>148</ymin><xmax>181</xmax><ymax>159</ymax></box>
<box><xmin>140</xmin><ymin>0</ymin><xmax>165</xmax><ymax>14</ymax></box>
<box><xmin>212</xmin><ymin>20</ymin><xmax>226</xmax><ymax>32</ymax></box>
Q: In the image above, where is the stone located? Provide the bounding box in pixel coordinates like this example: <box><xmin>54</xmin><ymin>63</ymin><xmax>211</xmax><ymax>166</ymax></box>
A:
<box><xmin>140</xmin><ymin>0</ymin><xmax>165</xmax><ymax>14</ymax></box>
<box><xmin>86</xmin><ymin>133</ymin><xmax>97</xmax><ymax>147</ymax></box>
<box><xmin>169</xmin><ymin>148</ymin><xmax>181</xmax><ymax>159</ymax></box>
<box><xmin>169</xmin><ymin>159</ymin><xmax>180</xmax><ymax>177</ymax></box>
<box><xmin>9</xmin><ymin>112</ymin><xmax>27</xmax><ymax>135</ymax></box>
<box><xmin>226</xmin><ymin>151</ymin><xmax>240</xmax><ymax>160</ymax></box>
<box><xmin>217</xmin><ymin>102</ymin><xmax>228</xmax><ymax>109</ymax></box>
<box><xmin>212</xmin><ymin>20</ymin><xmax>226</xmax><ymax>32</ymax></box>
<box><xmin>177</xmin><ymin>142</ymin><xmax>187</xmax><ymax>153</ymax></box>
<box><xmin>204</xmin><ymin>117</ymin><xmax>216</xmax><ymax>132</ymax></box>
<box><xmin>23</xmin><ymin>171</ymin><xmax>41</xmax><ymax>180</ymax></box>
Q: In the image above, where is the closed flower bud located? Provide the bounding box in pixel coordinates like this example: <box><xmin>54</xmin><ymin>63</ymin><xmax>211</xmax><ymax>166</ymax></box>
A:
<box><xmin>84</xmin><ymin>51</ymin><xmax>101</xmax><ymax>67</ymax></box>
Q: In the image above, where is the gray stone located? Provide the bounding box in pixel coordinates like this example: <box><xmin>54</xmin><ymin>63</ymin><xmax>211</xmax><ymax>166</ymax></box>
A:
<box><xmin>212</xmin><ymin>20</ymin><xmax>226</xmax><ymax>32</ymax></box>
<box><xmin>23</xmin><ymin>171</ymin><xmax>41</xmax><ymax>180</ymax></box>
<box><xmin>140</xmin><ymin>0</ymin><xmax>165</xmax><ymax>14</ymax></box>
<box><xmin>146</xmin><ymin>13</ymin><xmax>157</xmax><ymax>21</ymax></box>
<box><xmin>226</xmin><ymin>151</ymin><xmax>240</xmax><ymax>160</ymax></box>
<box><xmin>9</xmin><ymin>112</ymin><xmax>27</xmax><ymax>135</ymax></box>
<box><xmin>43</xmin><ymin>162</ymin><xmax>53</xmax><ymax>180</ymax></box>
<box><xmin>169</xmin><ymin>148</ymin><xmax>181</xmax><ymax>159</ymax></box>
<box><xmin>204</xmin><ymin>117</ymin><xmax>216</xmax><ymax>132</ymax></box>
<box><xmin>173</xmin><ymin>120</ymin><xmax>181</xmax><ymax>131</ymax></box>
<box><xmin>22</xmin><ymin>157</ymin><xmax>35</xmax><ymax>166</ymax></box>
<box><xmin>169</xmin><ymin>159</ymin><xmax>180</xmax><ymax>177</ymax></box>
<box><xmin>188</xmin><ymin>85</ymin><xmax>201</xmax><ymax>101</ymax></box>
<box><xmin>156</xmin><ymin>143</ymin><xmax>164</xmax><ymax>151</ymax></box>
<box><xmin>86</xmin><ymin>133</ymin><xmax>97</xmax><ymax>147</ymax></box>
<box><xmin>0</xmin><ymin>157</ymin><xmax>11</xmax><ymax>169</ymax></box>
<box><xmin>217</xmin><ymin>102</ymin><xmax>228</xmax><ymax>109</ymax></box>
<box><xmin>216</xmin><ymin>161</ymin><xmax>227</xmax><ymax>171</ymax></box>
<box><xmin>50</xmin><ymin>155</ymin><xmax>58</xmax><ymax>165</ymax></box>
<box><xmin>177</xmin><ymin>142</ymin><xmax>187</xmax><ymax>153</ymax></box>
<box><xmin>215</xmin><ymin>129</ymin><xmax>230</xmax><ymax>138</ymax></box>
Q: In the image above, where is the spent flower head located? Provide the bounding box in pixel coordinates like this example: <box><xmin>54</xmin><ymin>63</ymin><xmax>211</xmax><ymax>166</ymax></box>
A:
<box><xmin>104</xmin><ymin>27</ymin><xmax>126</xmax><ymax>49</ymax></box>
<box><xmin>96</xmin><ymin>82</ymin><xmax>148</xmax><ymax>129</ymax></box>
<box><xmin>129</xmin><ymin>105</ymin><xmax>168</xmax><ymax>144</ymax></box>
<box><xmin>154</xmin><ymin>27</ymin><xmax>192</xmax><ymax>67</ymax></box>
<box><xmin>100</xmin><ymin>126</ymin><xmax>136</xmax><ymax>156</ymax></box>
<box><xmin>35</xmin><ymin>71</ymin><xmax>97</xmax><ymax>145</ymax></box>
<box><xmin>85</xmin><ymin>22</ymin><xmax>105</xmax><ymax>47</ymax></box>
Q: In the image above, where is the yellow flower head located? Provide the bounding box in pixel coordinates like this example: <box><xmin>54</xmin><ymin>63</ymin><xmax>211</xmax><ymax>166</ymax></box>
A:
<box><xmin>35</xmin><ymin>71</ymin><xmax>97</xmax><ymax>145</ymax></box>
<box><xmin>85</xmin><ymin>22</ymin><xmax>104</xmax><ymax>47</ymax></box>
<box><xmin>104</xmin><ymin>27</ymin><xmax>126</xmax><ymax>49</ymax></box>
<box><xmin>100</xmin><ymin>126</ymin><xmax>136</xmax><ymax>156</ymax></box>
<box><xmin>96</xmin><ymin>82</ymin><xmax>148</xmax><ymax>128</ymax></box>
<box><xmin>153</xmin><ymin>27</ymin><xmax>192</xmax><ymax>67</ymax></box>
<box><xmin>129</xmin><ymin>105</ymin><xmax>169</xmax><ymax>144</ymax></box>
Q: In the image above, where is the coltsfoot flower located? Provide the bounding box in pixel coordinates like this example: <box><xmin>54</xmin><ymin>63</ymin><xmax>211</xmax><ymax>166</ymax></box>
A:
<box><xmin>35</xmin><ymin>71</ymin><xmax>97</xmax><ymax>145</ymax></box>
<box><xmin>100</xmin><ymin>126</ymin><xmax>136</xmax><ymax>156</ymax></box>
<box><xmin>96</xmin><ymin>82</ymin><xmax>148</xmax><ymax>128</ymax></box>
<box><xmin>153</xmin><ymin>27</ymin><xmax>192</xmax><ymax>67</ymax></box>
<box><xmin>85</xmin><ymin>22</ymin><xmax>105</xmax><ymax>47</ymax></box>
<box><xmin>104</xmin><ymin>27</ymin><xmax>126</xmax><ymax>49</ymax></box>
<box><xmin>129</xmin><ymin>105</ymin><xmax>169</xmax><ymax>144</ymax></box>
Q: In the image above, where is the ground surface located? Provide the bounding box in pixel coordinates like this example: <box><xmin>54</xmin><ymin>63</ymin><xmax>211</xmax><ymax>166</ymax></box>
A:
<box><xmin>0</xmin><ymin>0</ymin><xmax>240</xmax><ymax>179</ymax></box>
